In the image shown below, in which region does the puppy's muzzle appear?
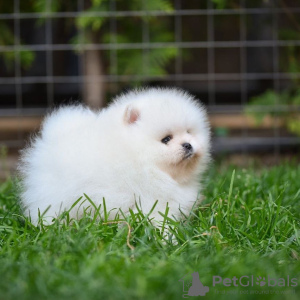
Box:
[182,143,193,159]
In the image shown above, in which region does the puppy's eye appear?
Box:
[161,135,172,144]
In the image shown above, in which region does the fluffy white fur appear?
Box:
[19,88,211,225]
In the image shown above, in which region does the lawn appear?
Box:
[0,163,299,300]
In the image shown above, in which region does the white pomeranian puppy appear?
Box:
[19,88,211,225]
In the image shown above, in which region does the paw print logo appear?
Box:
[256,276,266,286]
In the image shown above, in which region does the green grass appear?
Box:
[0,163,300,300]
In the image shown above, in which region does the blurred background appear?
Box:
[0,0,300,180]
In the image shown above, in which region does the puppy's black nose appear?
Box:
[182,143,193,152]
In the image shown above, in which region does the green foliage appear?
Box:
[212,0,228,9]
[75,1,109,31]
[246,90,286,124]
[33,0,61,13]
[0,164,300,299]
[0,22,35,71]
[111,47,178,77]
[214,0,300,137]
[132,0,174,12]
[102,23,177,77]
[245,5,300,136]
[211,0,244,9]
[246,88,300,136]
[0,0,177,81]
[287,118,300,136]
[72,0,177,80]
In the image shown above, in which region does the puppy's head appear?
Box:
[122,88,211,183]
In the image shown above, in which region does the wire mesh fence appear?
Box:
[1,0,300,159]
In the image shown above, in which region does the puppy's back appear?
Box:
[18,105,101,223]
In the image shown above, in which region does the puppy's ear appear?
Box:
[124,105,140,125]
